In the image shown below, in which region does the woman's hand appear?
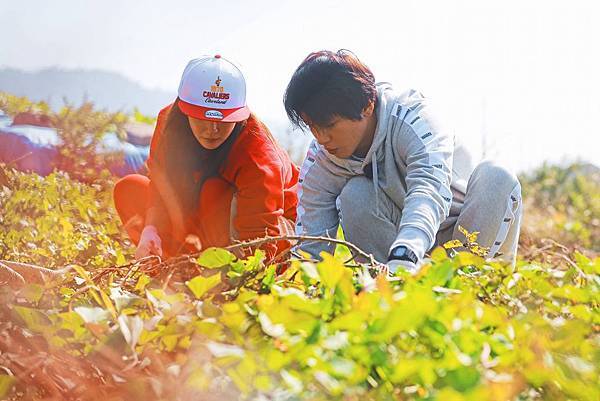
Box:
[135,225,163,259]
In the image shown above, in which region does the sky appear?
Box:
[1,0,599,172]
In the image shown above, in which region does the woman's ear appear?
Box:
[362,101,375,118]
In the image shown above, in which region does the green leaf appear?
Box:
[186,273,222,299]
[0,375,16,399]
[134,273,151,292]
[445,366,480,392]
[550,285,590,303]
[574,252,600,275]
[253,374,272,391]
[13,306,51,330]
[161,334,179,351]
[455,251,485,267]
[196,248,236,268]
[18,283,44,303]
[261,265,276,289]
[425,260,455,287]
[432,245,450,261]
[243,249,266,271]
[317,253,345,289]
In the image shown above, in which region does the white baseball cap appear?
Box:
[177,55,250,122]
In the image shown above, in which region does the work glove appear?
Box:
[135,225,163,259]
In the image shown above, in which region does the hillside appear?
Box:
[0,67,174,115]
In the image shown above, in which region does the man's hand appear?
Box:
[387,245,421,275]
[135,225,163,259]
[387,258,420,275]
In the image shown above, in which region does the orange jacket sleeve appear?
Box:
[229,133,293,259]
[146,104,172,207]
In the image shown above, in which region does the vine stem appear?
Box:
[1,235,382,288]
[122,234,381,277]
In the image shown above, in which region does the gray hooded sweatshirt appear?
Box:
[296,83,476,261]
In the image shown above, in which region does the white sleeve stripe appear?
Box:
[487,184,522,258]
[295,144,318,234]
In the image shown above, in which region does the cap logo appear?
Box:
[203,75,230,105]
[204,110,224,120]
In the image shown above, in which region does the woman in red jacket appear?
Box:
[113,55,299,260]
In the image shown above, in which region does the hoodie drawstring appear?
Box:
[371,152,380,217]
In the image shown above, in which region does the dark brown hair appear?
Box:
[157,99,244,214]
[283,49,377,129]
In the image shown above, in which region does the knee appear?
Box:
[474,161,521,198]
[472,161,522,219]
[199,177,234,205]
[337,176,374,223]
[113,174,150,209]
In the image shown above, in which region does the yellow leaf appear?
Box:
[317,253,346,289]
[470,245,490,257]
[134,273,151,292]
[162,334,179,351]
[99,289,117,319]
[458,225,480,243]
[431,246,449,261]
[443,239,464,250]
[187,273,221,299]
[468,232,480,243]
[0,375,16,399]
[376,275,393,304]
[71,264,93,285]
[455,252,485,267]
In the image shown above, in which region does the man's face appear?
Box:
[303,102,376,159]
[188,116,236,150]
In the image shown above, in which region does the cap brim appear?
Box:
[178,100,250,122]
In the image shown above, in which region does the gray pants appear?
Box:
[337,161,523,265]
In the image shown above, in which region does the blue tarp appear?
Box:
[0,122,150,177]
[0,125,59,176]
[0,112,12,129]
[97,132,150,176]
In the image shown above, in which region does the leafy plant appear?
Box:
[520,162,600,251]
[1,91,132,184]
[133,107,157,125]
[0,166,131,268]
[0,93,598,400]
[51,101,128,183]
[0,92,51,116]
[0,168,598,401]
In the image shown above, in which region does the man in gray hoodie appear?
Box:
[284,50,522,273]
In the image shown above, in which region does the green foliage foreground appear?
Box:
[0,168,599,401]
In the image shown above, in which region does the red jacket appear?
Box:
[146,104,299,258]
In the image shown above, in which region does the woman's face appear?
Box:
[188,116,236,149]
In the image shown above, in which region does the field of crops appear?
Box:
[0,96,598,401]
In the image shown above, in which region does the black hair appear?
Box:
[283,49,377,129]
[158,99,244,214]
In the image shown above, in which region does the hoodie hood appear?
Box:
[363,82,394,166]
[318,83,432,214]
[320,83,427,171]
